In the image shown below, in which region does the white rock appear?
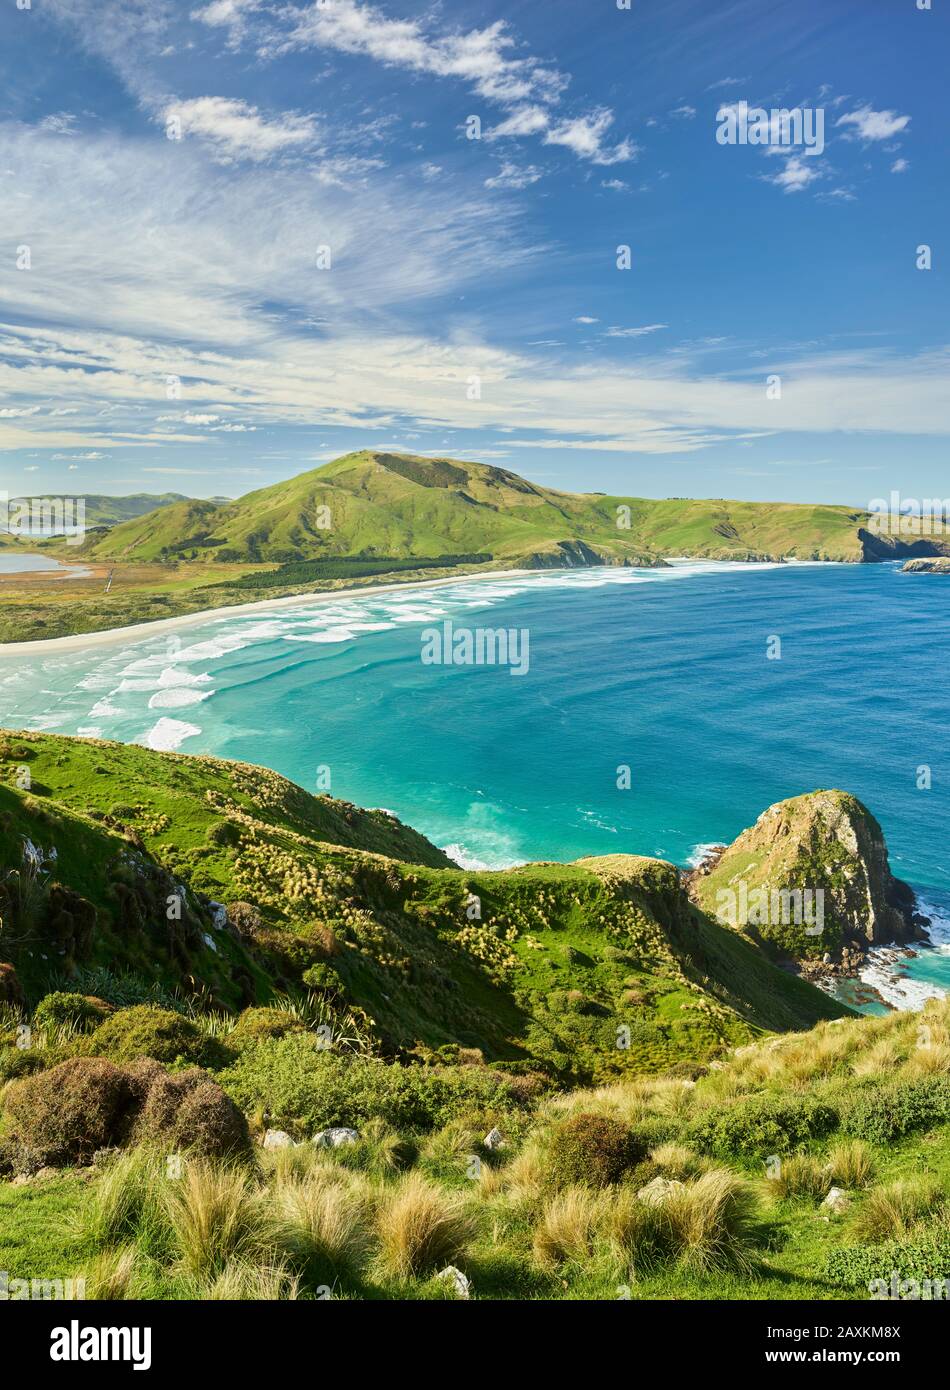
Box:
[201,933,218,953]
[209,901,228,930]
[313,1127,359,1149]
[637,1176,685,1206]
[821,1186,851,1215]
[483,1127,504,1150]
[263,1129,296,1150]
[435,1266,471,1299]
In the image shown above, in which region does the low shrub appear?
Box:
[851,1179,944,1242]
[826,1237,950,1290]
[217,1035,517,1133]
[2,1056,138,1166]
[230,1008,304,1043]
[134,1067,252,1162]
[841,1077,950,1145]
[34,991,113,1034]
[688,1092,839,1157]
[87,1005,220,1068]
[544,1113,643,1189]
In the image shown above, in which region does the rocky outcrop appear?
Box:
[689,790,922,962]
[902,557,950,574]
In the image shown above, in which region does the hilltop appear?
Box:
[84,450,875,568]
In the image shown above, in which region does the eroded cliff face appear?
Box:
[859,527,950,562]
[689,790,922,962]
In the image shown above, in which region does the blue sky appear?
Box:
[0,0,946,505]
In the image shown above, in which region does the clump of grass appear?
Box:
[338,1117,414,1176]
[663,1169,758,1274]
[272,1174,374,1286]
[851,1178,944,1242]
[82,1247,150,1300]
[376,1173,474,1280]
[83,1147,169,1250]
[164,1161,268,1280]
[532,1188,603,1270]
[597,1189,669,1272]
[766,1153,829,1201]
[203,1259,300,1301]
[649,1143,701,1181]
[824,1139,876,1190]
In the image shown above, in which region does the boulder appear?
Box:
[821,1186,851,1216]
[313,1127,359,1149]
[263,1129,297,1150]
[483,1127,504,1151]
[435,1266,471,1299]
[637,1176,685,1206]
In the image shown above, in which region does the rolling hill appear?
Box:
[0,731,847,1078]
[83,450,877,567]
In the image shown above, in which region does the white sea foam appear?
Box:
[441,841,523,871]
[857,948,947,1010]
[89,698,124,717]
[139,717,202,751]
[686,842,722,869]
[148,687,213,710]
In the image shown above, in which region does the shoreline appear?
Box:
[0,566,546,656]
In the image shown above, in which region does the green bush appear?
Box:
[0,1054,249,1171]
[826,1237,950,1290]
[86,1005,217,1068]
[133,1067,252,1161]
[1,1056,139,1166]
[841,1078,950,1145]
[34,991,113,1034]
[217,1034,518,1134]
[0,1046,47,1084]
[688,1092,839,1157]
[230,1007,304,1043]
[544,1113,643,1189]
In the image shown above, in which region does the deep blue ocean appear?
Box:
[1,559,946,1008]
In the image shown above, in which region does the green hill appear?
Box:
[0,731,847,1080]
[85,450,872,567]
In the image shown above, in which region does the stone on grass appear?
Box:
[483,1127,504,1150]
[821,1186,851,1216]
[637,1176,685,1206]
[313,1127,359,1149]
[263,1129,296,1150]
[435,1266,471,1299]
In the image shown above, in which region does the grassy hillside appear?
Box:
[85,450,870,568]
[0,731,846,1072]
[4,732,949,1304]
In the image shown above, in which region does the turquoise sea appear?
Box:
[1,559,947,1010]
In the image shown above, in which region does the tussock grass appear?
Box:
[824,1139,876,1190]
[532,1188,603,1270]
[376,1173,474,1279]
[663,1170,758,1274]
[164,1162,268,1280]
[203,1259,300,1300]
[272,1173,374,1284]
[765,1153,828,1201]
[851,1178,944,1242]
[82,1246,150,1300]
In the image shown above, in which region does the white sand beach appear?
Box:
[0,568,542,656]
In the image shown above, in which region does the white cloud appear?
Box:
[0,406,41,417]
[162,96,319,162]
[670,105,697,120]
[543,110,637,165]
[283,1,566,107]
[158,413,221,425]
[836,106,910,142]
[574,317,598,325]
[605,325,668,339]
[484,161,542,190]
[891,157,909,174]
[763,155,821,193]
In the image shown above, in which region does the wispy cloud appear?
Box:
[836,106,910,142]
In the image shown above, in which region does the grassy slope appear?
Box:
[0,732,846,1069]
[86,450,869,567]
